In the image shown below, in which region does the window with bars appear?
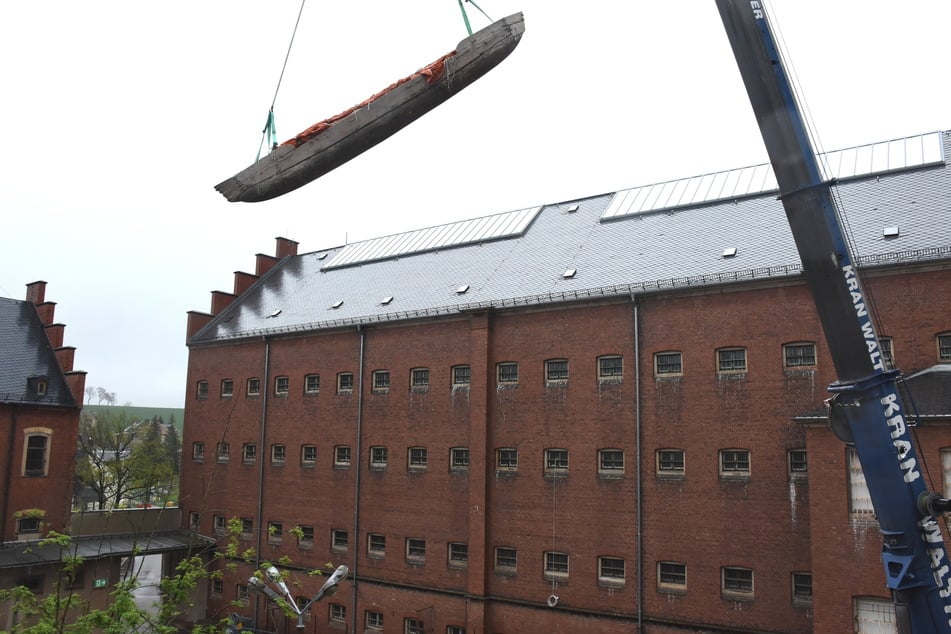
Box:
[879,337,894,369]
[497,362,518,384]
[329,604,346,623]
[495,547,517,571]
[496,448,518,471]
[298,525,314,548]
[271,444,286,465]
[450,447,470,472]
[213,515,226,535]
[334,445,351,468]
[717,348,747,373]
[240,518,254,539]
[657,449,685,476]
[370,446,388,469]
[408,447,428,472]
[849,448,874,516]
[657,561,687,592]
[372,370,390,392]
[939,333,951,362]
[598,449,625,477]
[783,343,816,368]
[654,351,683,377]
[196,380,209,399]
[719,449,750,478]
[221,379,233,397]
[216,442,230,463]
[368,534,385,557]
[247,377,261,396]
[337,372,354,393]
[406,538,426,562]
[544,448,569,476]
[452,365,471,386]
[598,557,625,584]
[448,542,468,568]
[404,618,424,634]
[301,445,316,466]
[242,443,256,464]
[366,611,383,631]
[332,529,348,552]
[788,449,807,477]
[411,368,430,389]
[545,359,569,383]
[544,551,569,578]
[192,441,205,462]
[854,597,897,633]
[268,521,282,544]
[598,355,623,380]
[274,376,289,396]
[305,373,320,394]
[792,572,812,606]
[722,567,753,599]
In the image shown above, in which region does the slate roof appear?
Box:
[191,131,951,345]
[0,297,76,406]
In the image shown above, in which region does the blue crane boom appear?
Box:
[714,1,951,631]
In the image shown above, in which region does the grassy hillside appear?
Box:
[82,405,184,433]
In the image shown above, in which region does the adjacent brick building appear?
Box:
[181,131,951,633]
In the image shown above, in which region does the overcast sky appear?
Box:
[1,1,948,408]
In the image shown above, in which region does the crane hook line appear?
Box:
[257,0,307,158]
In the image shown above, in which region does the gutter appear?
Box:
[253,337,271,627]
[632,293,643,633]
[350,326,366,634]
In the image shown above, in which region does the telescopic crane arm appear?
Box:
[714,2,951,631]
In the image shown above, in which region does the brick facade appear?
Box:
[180,252,951,632]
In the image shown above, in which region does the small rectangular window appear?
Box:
[879,337,894,369]
[497,362,518,384]
[271,444,286,465]
[247,377,261,397]
[221,379,234,398]
[720,449,750,478]
[598,356,623,380]
[213,515,226,535]
[495,546,517,570]
[598,449,625,477]
[544,448,569,477]
[450,447,470,472]
[274,376,289,395]
[545,359,569,382]
[16,517,41,535]
[849,448,874,515]
[24,435,48,476]
[452,365,471,386]
[242,443,257,464]
[366,611,384,630]
[938,333,951,362]
[405,618,424,634]
[784,343,816,368]
[192,441,205,462]
[654,351,683,377]
[368,533,386,557]
[334,445,351,468]
[337,373,354,393]
[657,449,685,476]
[406,538,426,561]
[497,448,518,471]
[211,578,224,596]
[544,551,569,578]
[332,529,348,552]
[722,567,754,598]
[598,557,625,585]
[792,572,812,606]
[447,627,466,634]
[370,446,388,469]
[788,449,808,476]
[303,373,320,394]
[658,561,687,592]
[301,445,317,466]
[240,518,254,539]
[330,604,346,623]
[298,525,314,548]
[189,512,200,531]
[411,368,430,389]
[196,380,209,399]
[268,521,283,544]
[216,442,230,463]
[408,447,428,471]
[448,542,468,568]
[372,370,390,392]
[717,348,747,373]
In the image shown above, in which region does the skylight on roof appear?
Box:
[602,132,944,221]
[323,206,542,269]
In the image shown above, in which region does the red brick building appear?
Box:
[181,131,951,633]
[0,281,86,542]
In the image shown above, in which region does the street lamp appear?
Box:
[248,564,349,630]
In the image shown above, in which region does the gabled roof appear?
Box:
[0,297,76,406]
[191,131,951,345]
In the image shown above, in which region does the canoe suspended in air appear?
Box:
[215,12,525,203]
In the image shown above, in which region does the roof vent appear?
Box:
[883,226,900,238]
[316,252,329,260]
[563,268,577,279]
[331,300,344,309]
[722,247,738,258]
[268,309,282,318]
[456,284,470,294]
[565,204,579,213]
[381,296,394,305]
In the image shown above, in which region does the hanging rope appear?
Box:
[257,0,308,160]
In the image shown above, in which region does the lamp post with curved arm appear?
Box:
[248,564,349,630]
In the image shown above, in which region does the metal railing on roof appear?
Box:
[602,131,945,221]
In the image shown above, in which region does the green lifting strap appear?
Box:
[457,0,492,35]
[257,109,277,161]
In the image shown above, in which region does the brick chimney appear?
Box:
[25,281,87,405]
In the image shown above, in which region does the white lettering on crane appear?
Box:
[919,517,951,618]
[843,265,885,371]
[880,394,920,484]
[749,1,764,19]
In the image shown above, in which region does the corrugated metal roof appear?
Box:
[0,531,212,568]
[190,131,951,345]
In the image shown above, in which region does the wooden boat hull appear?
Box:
[216,12,525,203]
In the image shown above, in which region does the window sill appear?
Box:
[271,461,286,468]
[304,391,320,397]
[336,389,353,396]
[495,470,518,478]
[494,567,516,578]
[274,393,289,399]
[334,464,351,470]
[448,561,468,571]
[371,389,390,395]
[496,382,518,389]
[656,472,685,481]
[597,472,625,480]
[408,467,428,474]
[543,573,569,584]
[242,460,256,466]
[367,551,385,560]
[192,457,205,463]
[544,471,569,480]
[657,585,687,596]
[598,578,626,589]
[716,372,747,380]
[370,465,387,472]
[405,557,426,567]
[449,467,469,475]
[545,380,568,387]
[721,591,754,602]
[410,386,430,393]
[332,545,348,555]
[598,377,623,385]
[297,542,314,550]
[301,462,316,470]
[719,474,751,482]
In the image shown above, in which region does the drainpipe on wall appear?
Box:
[632,293,643,633]
[253,337,271,629]
[1,408,17,543]
[350,325,366,634]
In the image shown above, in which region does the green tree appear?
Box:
[76,410,138,510]
[129,420,175,507]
